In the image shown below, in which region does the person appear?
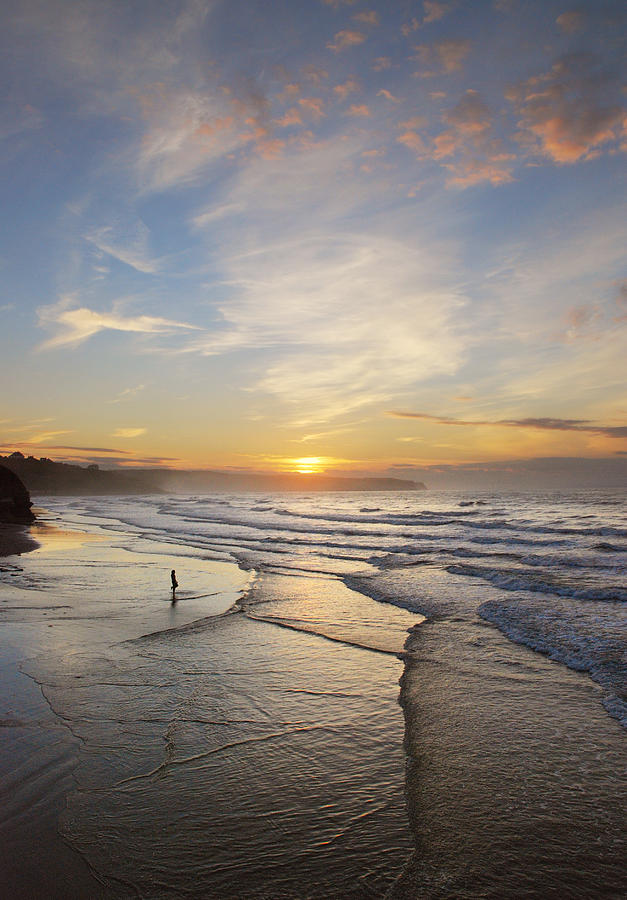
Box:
[171,569,178,600]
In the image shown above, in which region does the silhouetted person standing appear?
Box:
[171,569,178,601]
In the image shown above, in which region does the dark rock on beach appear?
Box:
[0,464,35,524]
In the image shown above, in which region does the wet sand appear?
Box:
[0,522,40,558]
[0,520,105,899]
[0,509,416,898]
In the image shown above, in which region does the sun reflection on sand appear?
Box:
[29,521,104,553]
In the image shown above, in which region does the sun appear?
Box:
[292,457,324,474]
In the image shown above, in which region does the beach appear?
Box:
[1,492,625,898]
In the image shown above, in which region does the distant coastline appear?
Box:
[0,453,426,495]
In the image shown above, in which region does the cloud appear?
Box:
[372,57,391,71]
[112,427,147,438]
[301,65,329,84]
[400,90,515,186]
[414,39,471,75]
[275,108,303,127]
[298,97,326,118]
[85,221,159,274]
[508,54,625,163]
[346,104,371,117]
[397,131,427,153]
[402,18,421,37]
[108,384,146,403]
[327,30,366,52]
[556,11,585,34]
[185,132,468,424]
[333,78,360,100]
[563,304,601,340]
[189,229,466,423]
[387,410,627,437]
[192,203,243,229]
[28,430,73,443]
[353,11,379,26]
[38,297,200,349]
[132,85,249,192]
[377,89,400,103]
[40,445,132,453]
[423,1,451,24]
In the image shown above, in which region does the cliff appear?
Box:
[1,453,160,495]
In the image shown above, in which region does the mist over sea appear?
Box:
[1,489,625,898]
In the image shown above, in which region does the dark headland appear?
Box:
[1,453,425,495]
[0,462,38,556]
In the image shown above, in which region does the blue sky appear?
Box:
[1,0,626,482]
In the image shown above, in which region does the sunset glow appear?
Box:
[292,458,325,475]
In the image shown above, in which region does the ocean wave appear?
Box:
[479,597,627,728]
[447,563,627,602]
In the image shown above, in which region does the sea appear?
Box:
[1,489,625,898]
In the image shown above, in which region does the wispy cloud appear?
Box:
[28,430,73,444]
[85,222,159,274]
[108,384,146,403]
[388,410,627,438]
[112,427,147,438]
[38,297,200,349]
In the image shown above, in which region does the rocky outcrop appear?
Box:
[0,464,35,523]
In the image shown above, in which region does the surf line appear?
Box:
[243,610,402,657]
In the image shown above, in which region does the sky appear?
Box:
[1,0,626,486]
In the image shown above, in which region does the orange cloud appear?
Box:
[275,108,303,127]
[556,11,585,34]
[256,138,286,159]
[372,57,391,72]
[302,65,329,84]
[401,90,515,187]
[401,18,421,37]
[353,11,379,25]
[298,97,325,118]
[436,39,472,72]
[399,116,428,130]
[423,1,451,23]
[414,39,471,75]
[377,89,400,102]
[278,83,302,101]
[509,56,625,164]
[347,104,371,117]
[333,78,360,100]
[397,131,427,153]
[327,29,366,51]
